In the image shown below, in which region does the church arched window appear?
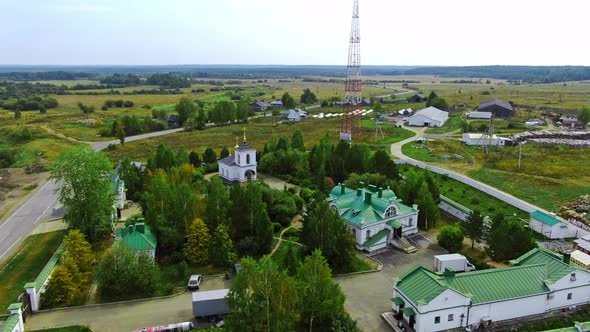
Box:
[238,154,241,164]
[247,154,251,164]
[366,229,371,239]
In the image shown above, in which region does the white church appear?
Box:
[218,130,257,183]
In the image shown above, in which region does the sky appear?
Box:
[1,0,589,66]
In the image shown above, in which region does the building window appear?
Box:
[238,154,241,164]
[247,154,251,164]
[434,316,440,324]
[408,218,413,226]
[448,314,454,322]
[366,230,371,239]
[385,207,396,218]
[567,293,573,300]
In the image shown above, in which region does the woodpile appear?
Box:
[561,195,590,225]
[511,130,590,146]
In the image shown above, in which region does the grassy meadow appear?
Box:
[402,139,590,211]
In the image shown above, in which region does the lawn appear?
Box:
[400,138,590,212]
[426,112,465,134]
[0,231,65,314]
[399,165,528,221]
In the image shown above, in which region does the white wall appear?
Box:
[439,201,470,222]
[530,219,578,239]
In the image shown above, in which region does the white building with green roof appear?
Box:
[530,210,580,239]
[392,248,590,332]
[115,222,157,259]
[328,182,418,252]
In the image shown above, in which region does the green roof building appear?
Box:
[115,222,157,259]
[327,182,418,252]
[392,248,590,332]
[530,210,578,239]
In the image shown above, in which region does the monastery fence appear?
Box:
[0,304,24,332]
[23,243,65,313]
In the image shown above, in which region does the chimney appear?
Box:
[358,181,365,189]
[368,184,377,192]
[378,187,383,198]
[563,252,571,265]
[365,192,372,205]
[136,223,145,234]
[340,183,346,195]
[443,268,455,278]
[357,188,362,197]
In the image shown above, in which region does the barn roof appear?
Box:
[478,98,513,111]
[411,106,448,122]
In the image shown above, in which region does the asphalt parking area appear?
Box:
[336,234,446,331]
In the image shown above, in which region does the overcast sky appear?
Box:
[1,0,589,66]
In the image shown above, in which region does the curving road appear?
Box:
[0,128,185,264]
[390,126,588,235]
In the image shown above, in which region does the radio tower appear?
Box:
[340,0,362,142]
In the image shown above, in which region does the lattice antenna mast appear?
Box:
[340,0,362,141]
[345,0,362,105]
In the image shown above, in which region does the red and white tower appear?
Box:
[340,0,362,141]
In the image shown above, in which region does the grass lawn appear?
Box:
[0,230,65,314]
[400,138,590,212]
[30,326,92,332]
[512,305,590,331]
[426,112,465,134]
[399,165,528,221]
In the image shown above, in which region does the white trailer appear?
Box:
[433,254,476,273]
[192,289,230,319]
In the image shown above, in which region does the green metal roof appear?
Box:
[363,228,390,247]
[397,248,576,307]
[329,183,415,227]
[402,307,416,316]
[396,265,448,305]
[530,210,561,226]
[387,220,402,228]
[440,195,471,214]
[510,248,574,283]
[6,303,22,311]
[392,297,404,305]
[29,243,65,292]
[115,223,157,251]
[0,314,18,332]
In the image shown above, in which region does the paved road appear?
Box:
[26,275,230,331]
[0,128,186,264]
[390,127,588,234]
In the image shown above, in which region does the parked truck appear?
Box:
[192,289,230,319]
[433,254,476,273]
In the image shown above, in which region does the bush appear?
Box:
[471,197,480,205]
[437,224,464,253]
[107,144,117,151]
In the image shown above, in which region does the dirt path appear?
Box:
[270,215,303,256]
[40,125,84,144]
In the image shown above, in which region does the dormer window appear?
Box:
[385,207,396,218]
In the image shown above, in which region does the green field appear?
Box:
[426,112,465,134]
[401,139,590,211]
[0,231,65,314]
[30,326,92,332]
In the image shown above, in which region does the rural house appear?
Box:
[218,131,257,183]
[251,100,272,112]
[574,235,590,255]
[327,182,419,253]
[529,210,579,239]
[392,248,590,332]
[559,115,584,129]
[477,98,514,118]
[115,222,157,259]
[270,100,283,109]
[467,111,492,120]
[167,114,180,128]
[462,133,511,146]
[408,107,449,127]
[280,108,307,122]
[407,94,427,103]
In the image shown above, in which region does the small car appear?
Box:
[187,274,202,290]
